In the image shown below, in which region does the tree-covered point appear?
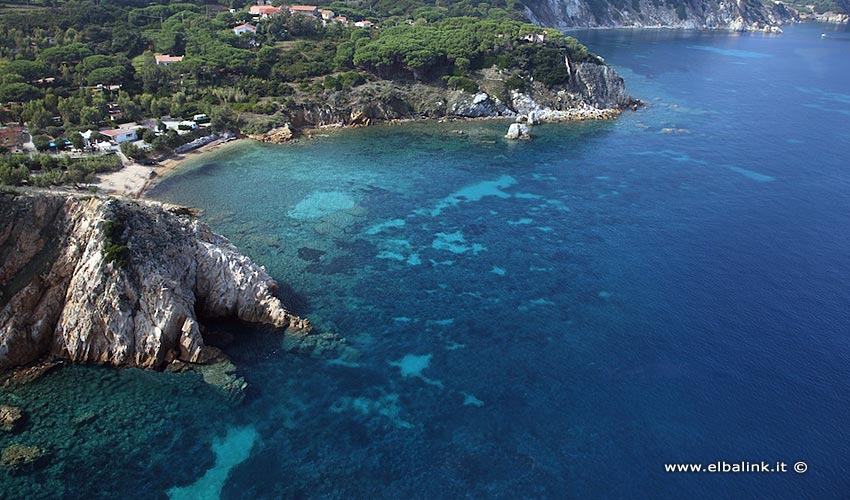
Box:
[326,0,527,23]
[350,18,599,83]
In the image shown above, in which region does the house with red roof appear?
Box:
[250,5,281,17]
[289,5,319,16]
[155,55,184,66]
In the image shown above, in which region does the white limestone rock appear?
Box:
[0,192,312,370]
[505,123,531,140]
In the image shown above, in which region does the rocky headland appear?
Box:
[0,190,314,374]
[250,61,636,143]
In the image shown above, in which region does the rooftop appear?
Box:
[250,5,280,14]
[154,55,184,63]
[100,129,134,137]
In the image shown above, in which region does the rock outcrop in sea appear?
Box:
[505,122,532,140]
[0,191,312,371]
[521,0,798,30]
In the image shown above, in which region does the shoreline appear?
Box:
[137,136,245,197]
[102,106,629,199]
[93,136,246,199]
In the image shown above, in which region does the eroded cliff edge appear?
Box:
[0,191,311,371]
[250,61,636,140]
[522,0,798,31]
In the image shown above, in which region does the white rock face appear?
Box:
[509,86,622,124]
[447,91,515,118]
[522,0,796,30]
[505,123,531,140]
[0,192,311,370]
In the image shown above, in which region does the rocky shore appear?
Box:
[522,0,798,31]
[806,11,850,24]
[249,61,637,143]
[0,191,312,372]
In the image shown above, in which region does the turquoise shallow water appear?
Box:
[3,23,850,499]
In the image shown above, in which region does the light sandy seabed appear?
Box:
[93,138,246,198]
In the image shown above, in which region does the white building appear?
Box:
[233,23,256,36]
[100,128,138,144]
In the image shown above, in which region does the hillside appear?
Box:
[0,2,641,188]
[521,0,799,30]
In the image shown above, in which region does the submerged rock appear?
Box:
[505,123,531,140]
[0,191,312,371]
[167,354,248,403]
[0,360,62,387]
[1,444,46,472]
[0,405,24,432]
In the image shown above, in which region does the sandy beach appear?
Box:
[93,137,245,198]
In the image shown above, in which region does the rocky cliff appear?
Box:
[0,191,311,371]
[249,62,635,140]
[522,0,799,30]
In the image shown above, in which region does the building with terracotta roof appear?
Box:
[289,5,319,16]
[155,55,184,66]
[249,5,281,17]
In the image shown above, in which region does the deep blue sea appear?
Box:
[3,23,850,499]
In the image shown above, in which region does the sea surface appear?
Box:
[3,23,850,499]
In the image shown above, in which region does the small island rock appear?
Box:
[505,123,531,140]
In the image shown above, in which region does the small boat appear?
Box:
[821,33,827,38]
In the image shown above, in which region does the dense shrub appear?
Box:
[102,216,129,268]
[446,75,479,93]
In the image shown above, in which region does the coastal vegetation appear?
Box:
[102,214,129,268]
[785,0,846,14]
[0,153,121,186]
[0,0,612,186]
